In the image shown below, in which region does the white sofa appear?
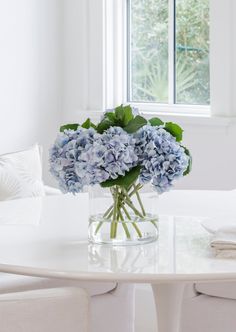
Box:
[0,287,89,332]
[182,282,236,332]
[0,272,135,332]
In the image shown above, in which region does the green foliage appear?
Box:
[182,146,192,176]
[96,105,131,133]
[100,166,141,189]
[124,115,147,133]
[60,123,78,132]
[149,117,164,127]
[123,106,134,125]
[105,112,116,122]
[134,60,169,103]
[97,118,114,134]
[60,119,96,132]
[81,118,96,129]
[114,105,134,126]
[97,104,147,134]
[176,0,209,104]
[115,105,125,122]
[164,122,183,142]
[129,0,210,105]
[130,0,168,103]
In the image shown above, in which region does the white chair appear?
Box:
[0,273,135,332]
[0,287,89,332]
[181,282,236,332]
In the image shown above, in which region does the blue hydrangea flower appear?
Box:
[50,126,138,193]
[135,125,189,194]
[75,126,138,184]
[49,127,97,193]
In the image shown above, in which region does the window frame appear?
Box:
[104,0,210,116]
[102,0,236,119]
[127,0,211,112]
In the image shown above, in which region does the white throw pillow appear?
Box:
[0,145,45,201]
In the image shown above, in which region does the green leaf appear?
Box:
[115,105,125,121]
[149,117,164,127]
[99,105,134,130]
[100,165,141,189]
[124,115,147,133]
[182,146,192,176]
[123,105,134,125]
[114,104,134,127]
[164,122,183,142]
[104,112,116,122]
[90,123,97,129]
[60,123,78,132]
[96,118,113,134]
[81,118,96,129]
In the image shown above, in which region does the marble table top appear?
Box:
[0,190,236,283]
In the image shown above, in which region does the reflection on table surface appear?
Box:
[0,192,235,281]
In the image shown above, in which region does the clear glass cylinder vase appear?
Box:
[88,184,158,246]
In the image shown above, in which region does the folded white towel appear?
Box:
[201,217,236,234]
[202,220,236,258]
[213,249,236,259]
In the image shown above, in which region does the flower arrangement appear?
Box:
[50,105,191,244]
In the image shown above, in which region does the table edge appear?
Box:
[1,263,236,283]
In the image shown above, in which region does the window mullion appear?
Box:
[168,0,175,105]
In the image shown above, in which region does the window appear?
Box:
[127,0,210,107]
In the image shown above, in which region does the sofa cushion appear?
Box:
[182,294,236,332]
[0,144,45,201]
[44,185,61,196]
[195,282,236,300]
[0,273,116,297]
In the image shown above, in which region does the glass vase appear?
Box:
[88,184,158,246]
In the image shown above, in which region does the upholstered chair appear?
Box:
[0,287,89,332]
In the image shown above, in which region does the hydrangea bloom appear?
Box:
[76,126,138,183]
[50,126,138,193]
[135,125,189,194]
[49,127,97,193]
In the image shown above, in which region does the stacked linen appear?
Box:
[202,218,236,258]
[210,227,236,258]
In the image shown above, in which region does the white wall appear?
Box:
[62,0,104,124]
[0,0,62,183]
[172,120,236,190]
[62,0,88,118]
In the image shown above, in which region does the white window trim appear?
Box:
[209,0,236,118]
[104,0,127,109]
[83,0,236,124]
[102,0,236,119]
[168,0,175,105]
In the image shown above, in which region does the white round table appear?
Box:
[0,190,236,332]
